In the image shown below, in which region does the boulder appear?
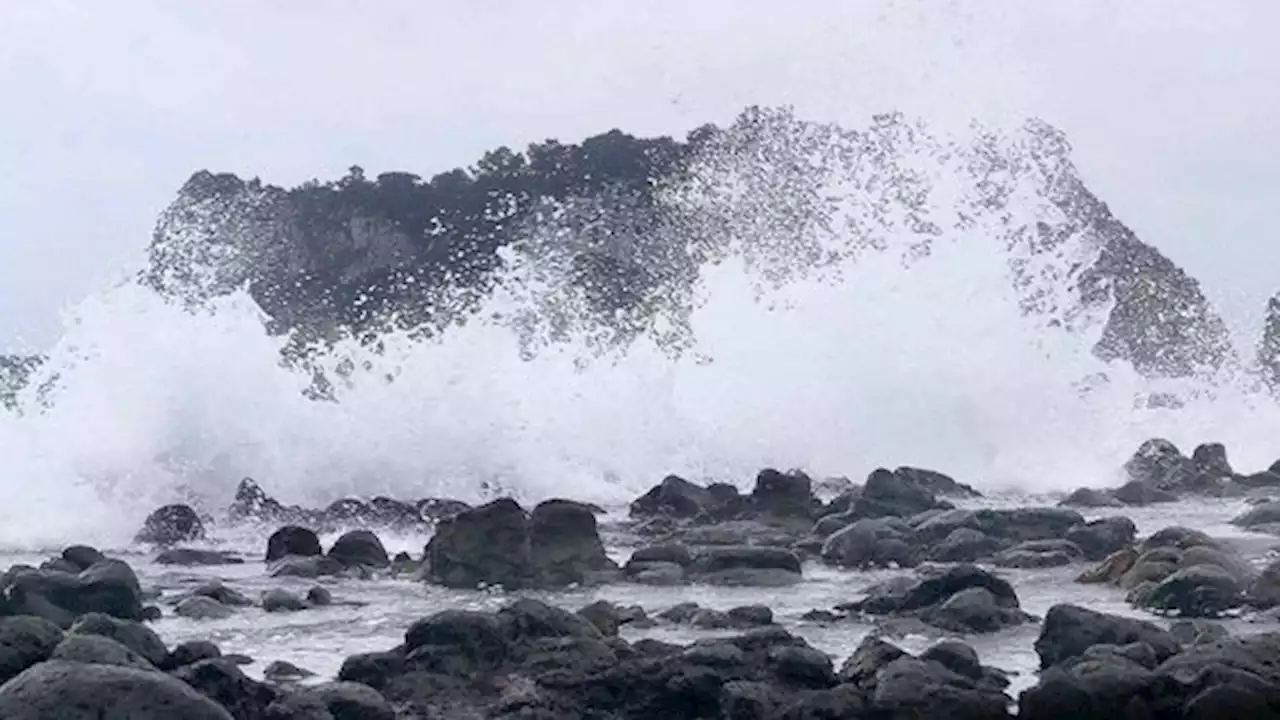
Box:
[166,640,222,670]
[1064,516,1137,561]
[133,504,205,545]
[228,477,296,524]
[173,658,280,719]
[265,526,322,562]
[688,546,802,586]
[992,539,1084,568]
[1059,487,1123,508]
[630,475,715,519]
[51,634,156,670]
[841,564,1031,634]
[849,468,947,519]
[4,559,145,627]
[0,615,63,683]
[529,499,618,586]
[1034,604,1179,669]
[423,497,532,589]
[175,596,235,620]
[820,517,918,568]
[300,681,394,720]
[68,613,168,667]
[0,661,235,719]
[328,530,390,568]
[262,589,309,613]
[155,548,244,566]
[894,466,982,497]
[750,468,819,518]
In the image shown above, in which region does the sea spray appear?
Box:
[1,109,1277,551]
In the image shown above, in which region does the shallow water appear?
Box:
[6,494,1278,699]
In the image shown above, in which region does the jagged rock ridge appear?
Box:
[142,106,1233,380]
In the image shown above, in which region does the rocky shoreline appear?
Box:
[3,438,1280,717]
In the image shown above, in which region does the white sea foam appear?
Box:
[2,111,1278,551]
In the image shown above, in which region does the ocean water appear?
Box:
[3,108,1280,697]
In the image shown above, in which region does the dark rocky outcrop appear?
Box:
[336,596,1015,718]
[146,109,1232,385]
[155,548,244,566]
[1021,605,1280,718]
[134,504,206,546]
[424,497,617,589]
[1076,526,1255,617]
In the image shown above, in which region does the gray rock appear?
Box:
[266,525,322,562]
[175,596,235,620]
[51,634,156,670]
[821,516,918,568]
[1065,516,1137,560]
[0,615,63,683]
[0,660,234,719]
[69,613,168,667]
[1034,604,1179,669]
[134,504,205,546]
[327,530,389,568]
[262,588,309,613]
[155,548,244,566]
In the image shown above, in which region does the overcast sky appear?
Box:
[1,0,1276,352]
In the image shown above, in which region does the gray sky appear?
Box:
[2,0,1277,352]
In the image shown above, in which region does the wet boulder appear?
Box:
[69,613,168,667]
[424,497,616,590]
[423,497,531,589]
[0,660,236,719]
[1230,500,1280,531]
[687,546,802,586]
[155,548,244,566]
[1058,487,1123,508]
[175,596,235,620]
[894,466,982,497]
[927,527,1005,563]
[848,467,950,520]
[173,658,281,719]
[228,477,295,524]
[328,529,390,569]
[298,681,394,720]
[262,588,309,613]
[1143,564,1246,617]
[1123,438,1198,491]
[529,499,618,586]
[4,559,145,627]
[993,539,1084,568]
[750,468,821,518]
[841,564,1032,634]
[630,475,716,519]
[820,516,919,568]
[1034,604,1179,669]
[1112,480,1179,506]
[1064,516,1136,561]
[268,554,346,579]
[1191,442,1233,478]
[51,633,157,670]
[0,615,63,683]
[265,526,322,562]
[165,640,223,670]
[134,504,205,546]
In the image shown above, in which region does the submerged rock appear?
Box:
[839,564,1032,634]
[155,548,244,566]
